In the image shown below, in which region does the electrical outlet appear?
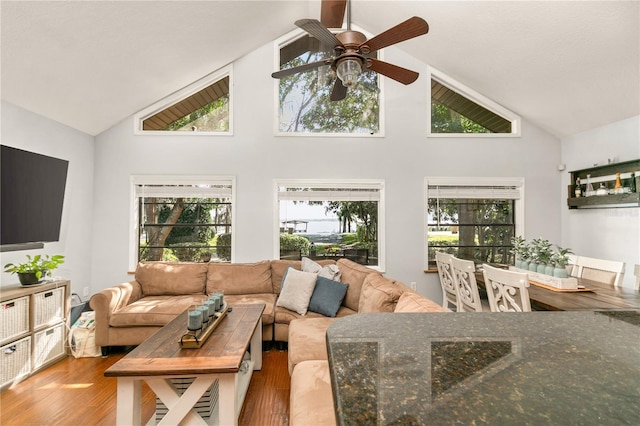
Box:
[410,281,417,290]
[83,286,90,298]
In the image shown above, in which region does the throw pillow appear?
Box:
[301,257,341,281]
[308,276,349,317]
[358,274,404,313]
[276,267,318,315]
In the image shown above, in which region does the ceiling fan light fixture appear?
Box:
[336,58,361,89]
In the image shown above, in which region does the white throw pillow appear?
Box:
[301,257,341,281]
[276,267,318,315]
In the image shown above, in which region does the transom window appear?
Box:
[275,179,385,270]
[425,177,524,269]
[428,67,520,137]
[275,31,382,135]
[129,176,235,269]
[134,67,232,135]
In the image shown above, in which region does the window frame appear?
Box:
[273,26,386,138]
[427,66,521,138]
[133,65,233,136]
[129,175,236,270]
[274,178,386,271]
[424,176,525,269]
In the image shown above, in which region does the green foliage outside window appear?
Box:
[165,96,229,131]
[431,102,489,133]
[278,47,380,133]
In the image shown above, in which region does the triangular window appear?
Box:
[428,67,520,136]
[135,67,231,134]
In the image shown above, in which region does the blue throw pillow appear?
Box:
[308,276,349,317]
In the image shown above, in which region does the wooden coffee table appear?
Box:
[105,303,264,426]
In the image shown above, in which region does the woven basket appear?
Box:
[1,336,31,387]
[0,297,29,343]
[33,323,66,370]
[34,287,65,328]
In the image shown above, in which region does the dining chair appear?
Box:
[634,264,639,291]
[567,254,579,277]
[482,264,532,312]
[435,251,458,310]
[450,257,489,312]
[572,256,625,286]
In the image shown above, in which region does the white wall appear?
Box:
[0,101,95,297]
[561,115,640,288]
[91,40,562,302]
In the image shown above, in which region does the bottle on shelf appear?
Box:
[574,177,582,198]
[596,182,608,196]
[631,172,637,193]
[585,174,595,197]
[614,172,623,194]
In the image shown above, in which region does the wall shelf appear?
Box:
[567,159,639,209]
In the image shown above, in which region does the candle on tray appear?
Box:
[188,307,203,331]
[198,305,209,325]
[204,300,216,317]
[210,295,221,311]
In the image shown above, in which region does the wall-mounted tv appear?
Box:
[1,145,69,251]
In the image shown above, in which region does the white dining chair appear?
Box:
[634,264,640,291]
[450,257,489,312]
[435,251,458,310]
[572,256,625,286]
[482,264,532,312]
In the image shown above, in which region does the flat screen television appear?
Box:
[1,145,69,251]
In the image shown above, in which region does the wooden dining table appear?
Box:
[475,271,640,311]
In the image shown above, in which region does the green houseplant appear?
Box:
[551,246,573,278]
[4,254,65,285]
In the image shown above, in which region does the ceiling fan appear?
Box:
[271,0,429,101]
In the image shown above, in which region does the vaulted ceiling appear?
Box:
[1,1,638,138]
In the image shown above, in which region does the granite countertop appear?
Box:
[326,311,640,425]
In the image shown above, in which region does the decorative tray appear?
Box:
[179,303,228,349]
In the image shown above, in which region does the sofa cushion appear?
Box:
[308,277,348,317]
[302,257,341,281]
[290,360,336,426]
[395,291,450,313]
[276,268,318,315]
[223,293,277,325]
[288,317,336,374]
[336,258,381,311]
[135,262,208,296]
[110,294,208,327]
[270,260,302,294]
[358,274,405,313]
[206,260,272,295]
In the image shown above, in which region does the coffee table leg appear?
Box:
[218,373,239,425]
[251,319,262,370]
[116,377,142,426]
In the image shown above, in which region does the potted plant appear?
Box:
[4,254,65,285]
[531,238,553,274]
[510,236,527,269]
[551,246,573,278]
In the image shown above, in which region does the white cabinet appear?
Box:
[0,281,69,390]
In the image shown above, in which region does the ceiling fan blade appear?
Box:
[367,58,420,85]
[360,16,429,53]
[320,0,347,28]
[330,78,348,101]
[271,59,331,79]
[295,19,344,49]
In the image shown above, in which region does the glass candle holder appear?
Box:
[198,305,209,326]
[214,291,224,308]
[187,306,203,331]
[204,300,216,318]
[209,295,221,311]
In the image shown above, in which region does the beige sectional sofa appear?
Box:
[90,257,359,354]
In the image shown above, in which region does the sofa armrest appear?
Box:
[89,281,143,346]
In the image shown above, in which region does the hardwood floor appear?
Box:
[0,347,290,425]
